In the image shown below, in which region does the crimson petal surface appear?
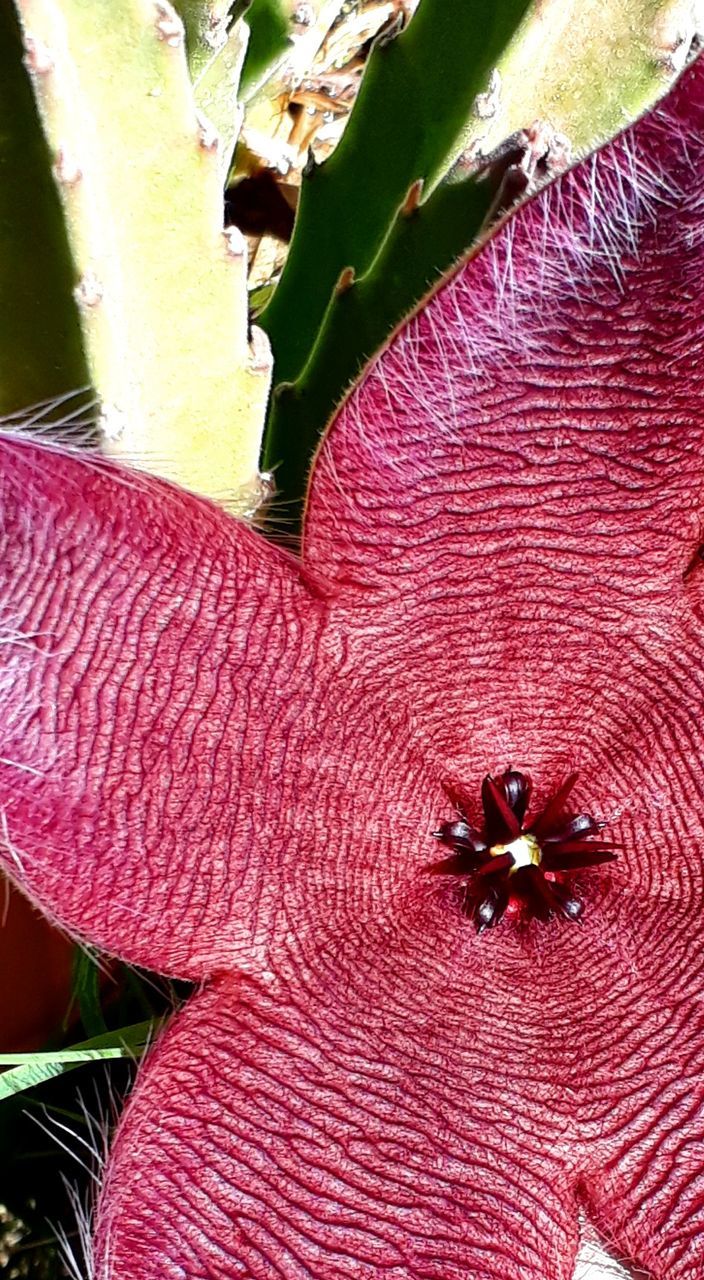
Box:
[0,51,702,1280]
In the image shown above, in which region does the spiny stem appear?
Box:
[17,0,270,509]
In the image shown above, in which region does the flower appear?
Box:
[430,769,617,928]
[1,51,703,1280]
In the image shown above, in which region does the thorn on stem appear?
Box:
[273,379,295,400]
[204,15,228,53]
[335,266,356,296]
[248,326,273,374]
[223,226,247,259]
[154,1,184,46]
[377,11,406,47]
[74,273,103,308]
[23,35,54,75]
[98,405,127,443]
[292,3,315,27]
[401,178,424,217]
[472,68,502,120]
[196,111,220,153]
[53,148,82,186]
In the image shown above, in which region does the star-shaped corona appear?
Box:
[430,770,617,930]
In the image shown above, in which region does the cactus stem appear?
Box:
[17,0,266,510]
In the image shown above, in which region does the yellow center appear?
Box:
[490,832,542,874]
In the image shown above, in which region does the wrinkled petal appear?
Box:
[573,895,704,1278]
[0,439,445,976]
[95,970,580,1279]
[93,889,704,1278]
[304,56,704,803]
[0,441,328,976]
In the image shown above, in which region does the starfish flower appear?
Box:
[1,51,703,1280]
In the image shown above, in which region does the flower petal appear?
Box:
[0,440,329,976]
[94,971,581,1279]
[101,899,704,1280]
[574,896,704,1278]
[303,54,704,793]
[540,845,617,871]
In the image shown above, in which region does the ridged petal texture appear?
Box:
[1,52,704,1280]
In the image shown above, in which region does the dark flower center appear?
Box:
[429,770,617,932]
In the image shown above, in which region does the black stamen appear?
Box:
[431,768,616,930]
[500,769,531,824]
[481,775,521,843]
[543,813,601,842]
[472,883,509,931]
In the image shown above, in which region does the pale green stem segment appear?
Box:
[174,0,250,180]
[16,0,271,509]
[195,15,249,182]
[173,0,233,77]
[454,0,703,165]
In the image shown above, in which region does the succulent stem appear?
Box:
[0,1,88,416]
[16,0,270,508]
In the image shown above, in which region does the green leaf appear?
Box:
[69,946,108,1039]
[264,169,496,531]
[240,0,290,96]
[0,1,88,416]
[259,0,532,388]
[260,0,692,530]
[0,1020,160,1102]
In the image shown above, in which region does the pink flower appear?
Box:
[1,52,703,1280]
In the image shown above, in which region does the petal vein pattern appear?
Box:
[0,448,335,975]
[1,51,704,1280]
